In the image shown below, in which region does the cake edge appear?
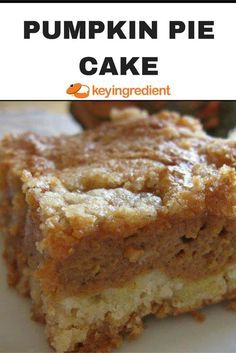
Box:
[28,264,236,353]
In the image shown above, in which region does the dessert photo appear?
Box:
[1,101,236,353]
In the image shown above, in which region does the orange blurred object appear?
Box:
[70,101,221,130]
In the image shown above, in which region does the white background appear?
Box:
[0,3,235,100]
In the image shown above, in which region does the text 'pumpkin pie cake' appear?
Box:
[1,109,236,353]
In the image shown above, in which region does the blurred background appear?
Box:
[0,102,78,137]
[0,101,235,138]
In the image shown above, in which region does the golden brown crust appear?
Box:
[2,111,236,295]
[0,111,206,173]
[2,110,236,353]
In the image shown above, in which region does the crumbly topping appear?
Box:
[110,107,148,122]
[3,110,236,256]
[22,172,161,251]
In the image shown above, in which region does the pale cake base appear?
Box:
[26,265,236,353]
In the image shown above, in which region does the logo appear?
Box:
[66,82,171,99]
[66,83,90,99]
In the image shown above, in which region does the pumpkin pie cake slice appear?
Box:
[1,109,236,353]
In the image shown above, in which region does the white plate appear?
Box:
[0,107,80,137]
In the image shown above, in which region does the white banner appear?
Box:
[0,3,235,100]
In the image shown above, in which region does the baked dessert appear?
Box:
[70,100,221,130]
[2,109,236,353]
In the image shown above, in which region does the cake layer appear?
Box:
[35,265,236,353]
[23,171,236,295]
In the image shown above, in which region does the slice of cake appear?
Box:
[1,110,236,353]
